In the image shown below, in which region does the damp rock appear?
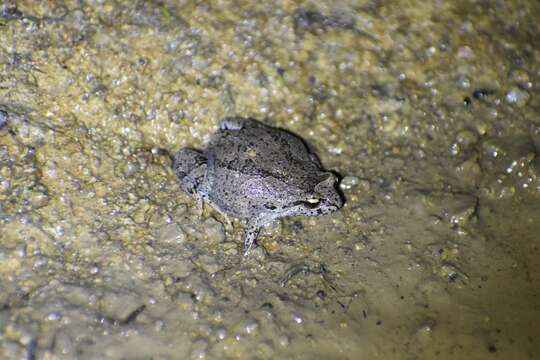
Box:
[214,327,227,340]
[98,290,145,322]
[195,254,222,275]
[455,74,471,89]
[415,319,436,345]
[455,130,478,148]
[201,217,225,243]
[180,217,225,243]
[423,193,477,226]
[175,292,197,311]
[438,263,468,282]
[243,318,259,335]
[156,223,186,244]
[177,274,216,304]
[51,330,75,357]
[190,339,208,360]
[456,158,482,186]
[60,284,94,307]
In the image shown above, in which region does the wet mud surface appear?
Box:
[1,1,539,359]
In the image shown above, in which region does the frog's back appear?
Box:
[207,120,322,188]
[205,120,327,218]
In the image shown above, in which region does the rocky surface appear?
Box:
[0,0,539,359]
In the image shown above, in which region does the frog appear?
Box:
[173,117,343,255]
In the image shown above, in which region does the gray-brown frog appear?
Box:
[173,117,343,255]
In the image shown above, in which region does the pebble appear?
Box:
[505,87,529,106]
[202,217,225,243]
[52,330,75,357]
[340,175,359,190]
[47,312,62,321]
[98,290,145,322]
[455,74,471,89]
[423,193,477,226]
[243,318,259,335]
[190,339,208,359]
[160,256,193,278]
[278,335,290,347]
[157,223,186,244]
[196,254,222,274]
[455,130,478,147]
[214,328,227,340]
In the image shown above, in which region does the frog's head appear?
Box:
[291,173,343,217]
[173,148,207,195]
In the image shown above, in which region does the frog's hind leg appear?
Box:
[207,203,234,232]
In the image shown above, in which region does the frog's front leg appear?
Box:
[243,214,274,256]
[243,224,260,256]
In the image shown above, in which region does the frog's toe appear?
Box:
[220,117,246,130]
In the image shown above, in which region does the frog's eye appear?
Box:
[291,198,321,209]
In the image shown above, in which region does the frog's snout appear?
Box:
[313,173,344,212]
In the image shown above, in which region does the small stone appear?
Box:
[455,130,478,147]
[340,176,359,190]
[196,254,222,274]
[439,263,468,282]
[47,312,62,321]
[98,290,144,322]
[424,193,477,226]
[160,256,193,278]
[202,217,225,243]
[354,241,366,251]
[456,158,481,186]
[214,328,226,340]
[175,292,196,310]
[243,319,259,335]
[52,330,74,357]
[157,223,186,244]
[278,335,290,347]
[455,74,471,89]
[222,242,238,256]
[505,87,529,106]
[190,339,208,359]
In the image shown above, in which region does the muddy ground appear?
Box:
[0,1,539,359]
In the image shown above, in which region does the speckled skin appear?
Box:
[174,117,343,255]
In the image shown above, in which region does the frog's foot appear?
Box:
[220,117,246,131]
